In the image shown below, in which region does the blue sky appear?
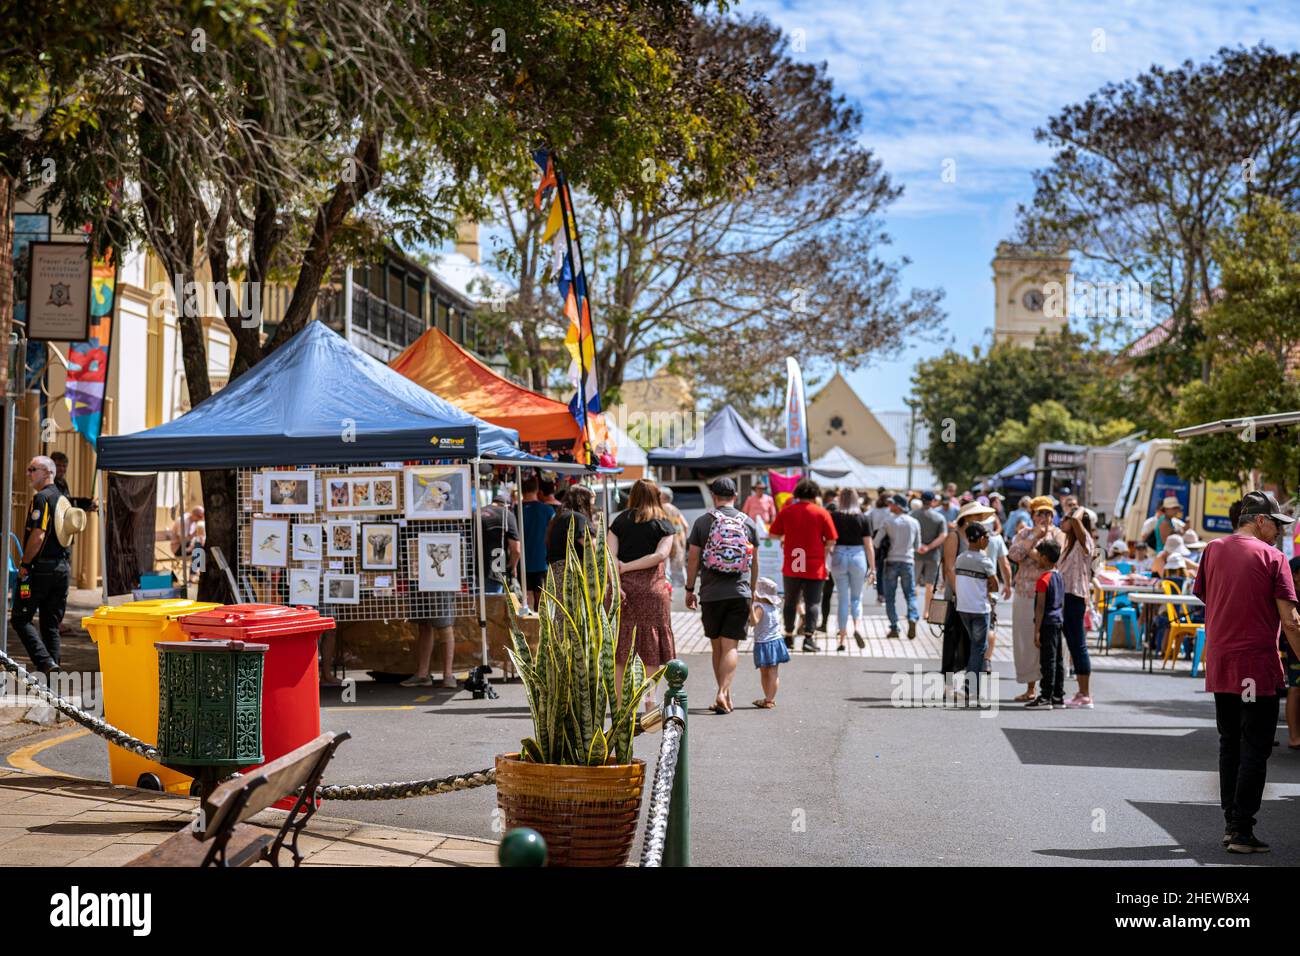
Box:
[742,0,1300,411]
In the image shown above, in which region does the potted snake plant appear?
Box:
[497,524,663,866]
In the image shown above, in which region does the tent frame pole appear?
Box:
[514,466,526,604]
[99,469,109,604]
[472,459,488,669]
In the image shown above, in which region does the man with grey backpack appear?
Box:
[685,477,760,715]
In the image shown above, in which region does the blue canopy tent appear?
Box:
[98,321,524,469]
[647,404,807,472]
[95,322,573,662]
[977,454,1034,496]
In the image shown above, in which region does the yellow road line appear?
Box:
[321,705,416,712]
[7,728,91,776]
[414,695,433,703]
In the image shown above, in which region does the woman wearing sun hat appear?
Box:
[1007,496,1067,702]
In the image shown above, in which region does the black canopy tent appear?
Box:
[647,404,807,474]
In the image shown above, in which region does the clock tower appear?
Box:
[991,241,1071,346]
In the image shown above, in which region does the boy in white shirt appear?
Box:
[954,523,998,696]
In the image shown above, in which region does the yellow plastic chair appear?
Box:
[1159,579,1200,670]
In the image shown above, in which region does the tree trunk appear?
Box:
[197,468,239,602]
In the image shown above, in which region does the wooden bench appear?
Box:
[127,731,350,868]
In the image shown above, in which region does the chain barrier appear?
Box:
[1,649,497,799]
[315,768,495,800]
[639,713,684,867]
[0,650,161,762]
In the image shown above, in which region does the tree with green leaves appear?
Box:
[1017,44,1300,402]
[18,0,769,599]
[913,330,1142,487]
[976,400,1134,479]
[480,14,942,413]
[1175,198,1300,497]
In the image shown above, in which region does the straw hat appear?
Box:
[1028,495,1056,514]
[1161,496,1182,511]
[956,501,995,523]
[54,496,87,548]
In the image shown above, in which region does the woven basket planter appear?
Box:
[495,753,646,867]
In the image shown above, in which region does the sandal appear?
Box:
[1012,692,1034,702]
[709,703,730,715]
[753,699,775,709]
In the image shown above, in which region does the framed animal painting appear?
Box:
[416,532,462,591]
[404,465,471,520]
[288,567,320,606]
[323,573,360,604]
[291,523,323,561]
[263,470,316,514]
[326,520,358,558]
[251,518,289,568]
[361,523,398,570]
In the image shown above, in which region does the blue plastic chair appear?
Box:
[1106,606,1140,649]
[1190,627,1207,677]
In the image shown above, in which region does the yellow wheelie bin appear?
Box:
[84,599,221,794]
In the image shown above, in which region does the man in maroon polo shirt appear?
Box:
[1193,491,1300,853]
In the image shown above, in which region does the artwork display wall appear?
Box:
[237,464,477,621]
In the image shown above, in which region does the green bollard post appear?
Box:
[499,827,547,867]
[663,658,689,867]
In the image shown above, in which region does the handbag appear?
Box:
[927,589,949,626]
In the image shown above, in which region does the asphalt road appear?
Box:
[14,650,1300,866]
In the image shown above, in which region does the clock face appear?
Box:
[1022,290,1045,312]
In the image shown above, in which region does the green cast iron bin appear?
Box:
[155,639,269,777]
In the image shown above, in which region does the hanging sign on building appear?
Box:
[26,241,92,341]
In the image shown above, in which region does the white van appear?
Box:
[1114,439,1239,544]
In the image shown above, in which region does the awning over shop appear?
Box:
[809,446,936,491]
[390,326,587,451]
[97,321,524,470]
[647,404,806,471]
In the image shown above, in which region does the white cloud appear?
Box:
[747,0,1300,216]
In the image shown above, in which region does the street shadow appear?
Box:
[1035,796,1300,866]
[416,706,530,717]
[1001,726,1300,781]
[30,820,180,835]
[1099,698,1216,721]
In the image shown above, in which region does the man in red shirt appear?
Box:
[1193,491,1300,853]
[768,478,836,653]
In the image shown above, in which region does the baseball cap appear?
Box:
[709,477,737,498]
[1239,490,1294,524]
[920,490,935,503]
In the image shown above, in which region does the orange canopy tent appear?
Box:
[390,326,605,456]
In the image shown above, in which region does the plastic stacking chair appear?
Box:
[1190,627,1207,678]
[1159,579,1201,670]
[1106,605,1140,650]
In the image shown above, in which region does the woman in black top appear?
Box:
[607,479,676,709]
[545,484,596,568]
[829,488,876,650]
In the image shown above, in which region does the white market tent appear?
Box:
[810,445,937,492]
[605,416,648,468]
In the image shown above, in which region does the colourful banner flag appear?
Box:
[65,251,116,448]
[769,470,800,512]
[533,149,605,461]
[785,356,808,467]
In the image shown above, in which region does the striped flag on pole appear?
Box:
[533,149,605,462]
